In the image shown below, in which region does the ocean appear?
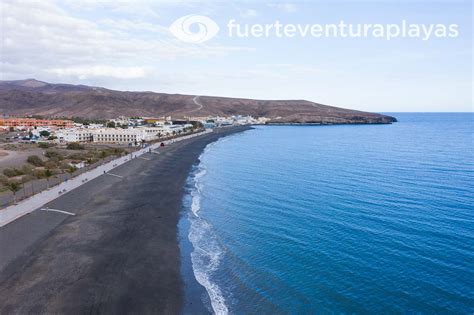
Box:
[180,113,474,314]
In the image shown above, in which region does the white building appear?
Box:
[92,126,179,144]
[256,117,270,124]
[164,124,189,134]
[142,125,193,139]
[110,116,131,126]
[141,127,166,141]
[232,115,256,125]
[92,128,143,144]
[55,129,92,143]
[54,125,194,145]
[31,126,53,137]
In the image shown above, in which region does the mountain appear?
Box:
[0,79,397,124]
[0,79,109,93]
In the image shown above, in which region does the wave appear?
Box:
[187,143,229,315]
[190,166,206,217]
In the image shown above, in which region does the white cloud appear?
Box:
[61,0,160,19]
[267,3,298,13]
[239,9,258,18]
[47,65,148,79]
[1,0,251,84]
[97,19,168,33]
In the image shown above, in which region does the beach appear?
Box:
[0,125,251,314]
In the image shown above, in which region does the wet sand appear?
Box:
[0,126,251,314]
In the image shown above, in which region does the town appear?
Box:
[0,115,269,145]
[0,115,267,208]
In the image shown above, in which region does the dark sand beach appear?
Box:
[0,126,251,314]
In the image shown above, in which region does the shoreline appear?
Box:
[0,125,251,314]
[179,137,241,314]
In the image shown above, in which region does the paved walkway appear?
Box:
[0,130,212,227]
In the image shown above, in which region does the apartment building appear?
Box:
[92,128,143,144]
[55,129,93,143]
[0,118,74,129]
[54,125,192,145]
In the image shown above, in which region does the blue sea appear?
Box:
[180,113,474,314]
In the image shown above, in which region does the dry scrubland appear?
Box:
[0,142,131,204]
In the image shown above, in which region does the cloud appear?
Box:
[61,0,160,19]
[239,9,258,18]
[97,19,169,33]
[1,0,251,84]
[46,65,148,79]
[267,3,298,13]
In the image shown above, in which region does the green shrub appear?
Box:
[2,169,15,177]
[5,181,21,196]
[112,148,125,156]
[27,155,44,167]
[44,169,54,178]
[59,161,71,170]
[68,153,87,160]
[0,174,9,184]
[21,164,34,175]
[66,142,85,150]
[3,168,24,177]
[39,130,50,137]
[34,169,45,179]
[38,142,51,149]
[45,150,64,160]
[44,160,58,170]
[86,158,98,165]
[67,166,77,174]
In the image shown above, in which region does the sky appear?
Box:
[0,0,472,112]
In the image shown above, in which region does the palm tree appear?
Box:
[6,181,21,204]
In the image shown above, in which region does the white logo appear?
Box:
[169,15,220,43]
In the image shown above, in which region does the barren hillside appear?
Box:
[0,79,397,124]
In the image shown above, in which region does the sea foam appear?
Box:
[187,144,229,314]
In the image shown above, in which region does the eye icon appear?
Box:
[169,15,220,43]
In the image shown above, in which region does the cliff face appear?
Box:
[0,79,397,124]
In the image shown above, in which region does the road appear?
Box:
[191,95,204,113]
